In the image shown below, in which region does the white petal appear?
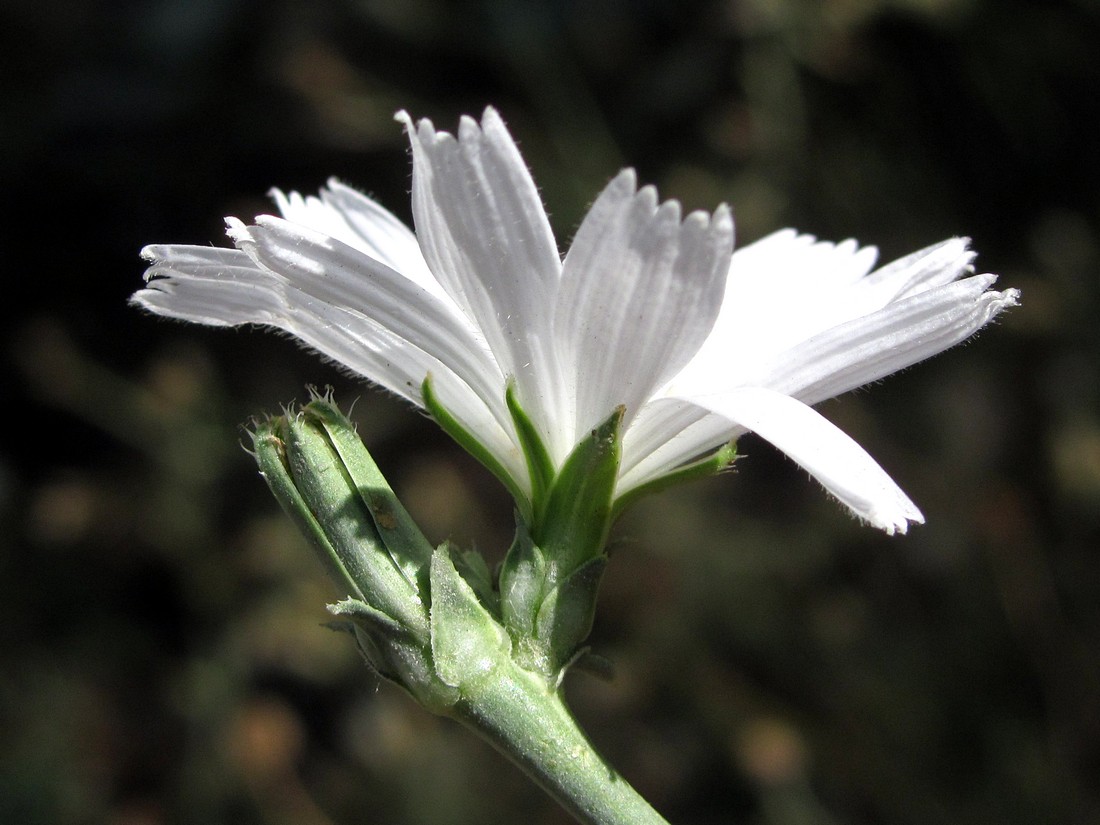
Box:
[618,398,734,491]
[323,181,444,294]
[269,183,446,300]
[135,242,450,401]
[557,170,734,436]
[227,215,508,422]
[620,398,711,474]
[675,232,881,390]
[682,387,924,534]
[134,244,528,489]
[399,108,570,460]
[785,276,1019,406]
[726,230,880,296]
[860,237,975,302]
[705,274,1020,406]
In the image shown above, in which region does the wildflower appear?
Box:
[135,107,1018,534]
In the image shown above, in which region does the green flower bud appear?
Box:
[251,394,464,710]
[499,406,622,681]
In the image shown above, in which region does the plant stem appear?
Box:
[453,659,671,825]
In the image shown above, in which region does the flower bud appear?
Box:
[251,395,460,708]
[499,406,623,680]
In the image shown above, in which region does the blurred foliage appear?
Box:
[2,0,1099,823]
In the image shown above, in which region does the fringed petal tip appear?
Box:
[792,437,926,536]
[710,203,734,235]
[927,236,977,278]
[395,106,506,141]
[937,236,972,256]
[864,496,924,536]
[973,282,1021,327]
[394,109,413,131]
[223,216,252,244]
[613,167,637,191]
[996,286,1022,309]
[816,461,925,536]
[128,288,155,309]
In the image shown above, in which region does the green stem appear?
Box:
[452,659,671,825]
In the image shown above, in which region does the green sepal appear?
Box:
[422,375,532,522]
[251,417,366,601]
[498,408,622,680]
[534,555,608,682]
[499,517,547,639]
[611,441,738,521]
[283,408,429,637]
[536,406,623,572]
[429,546,512,693]
[505,381,555,521]
[444,541,500,618]
[306,395,434,590]
[326,598,409,680]
[329,596,411,641]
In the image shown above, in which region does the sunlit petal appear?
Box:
[758,275,1020,406]
[557,170,733,437]
[225,216,508,422]
[685,388,924,534]
[271,180,442,296]
[133,244,525,485]
[400,107,569,459]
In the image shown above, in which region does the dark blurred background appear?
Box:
[2,0,1098,823]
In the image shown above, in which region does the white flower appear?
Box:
[134,107,1019,534]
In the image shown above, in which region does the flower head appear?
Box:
[135,107,1018,534]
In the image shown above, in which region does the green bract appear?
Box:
[427,381,730,681]
[499,406,621,678]
[254,396,461,710]
[253,393,649,696]
[250,394,625,699]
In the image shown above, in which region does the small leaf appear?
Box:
[328,597,409,639]
[534,555,608,678]
[430,547,512,690]
[568,650,616,682]
[498,517,548,639]
[536,406,623,573]
[326,598,414,680]
[446,542,500,617]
